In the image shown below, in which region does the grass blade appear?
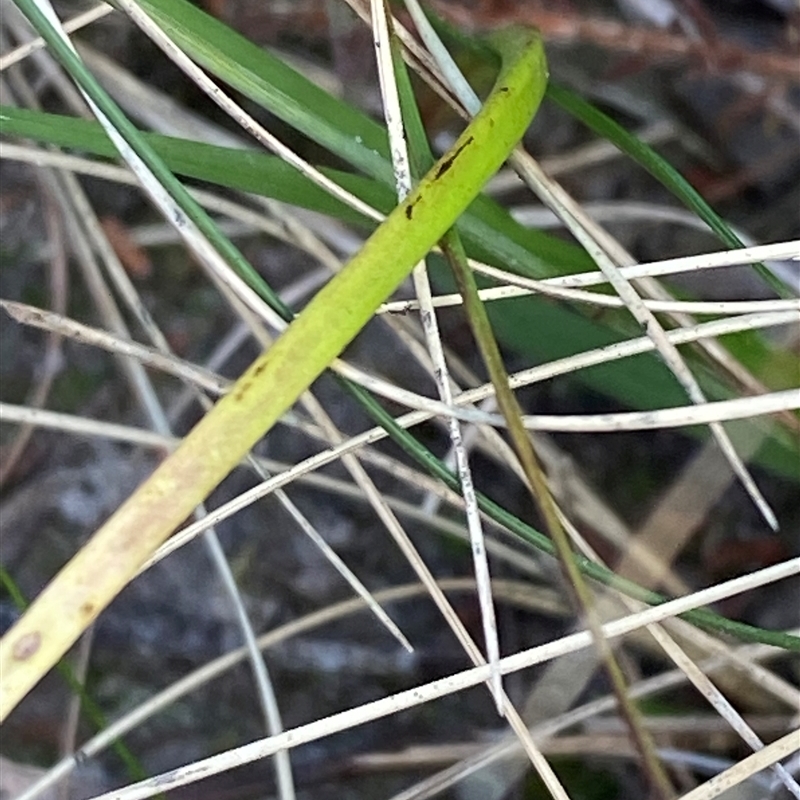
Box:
[547,83,793,299]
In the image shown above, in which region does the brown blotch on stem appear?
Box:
[12,631,41,661]
[434,136,474,180]
[233,381,252,402]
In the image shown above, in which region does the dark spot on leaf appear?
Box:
[234,381,252,401]
[434,136,474,180]
[12,631,41,661]
[436,157,455,180]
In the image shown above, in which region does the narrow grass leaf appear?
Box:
[547,83,792,299]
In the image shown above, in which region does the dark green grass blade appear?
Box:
[546,83,791,299]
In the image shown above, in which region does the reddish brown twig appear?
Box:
[429,2,800,83]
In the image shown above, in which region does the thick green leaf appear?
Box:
[0,105,380,224]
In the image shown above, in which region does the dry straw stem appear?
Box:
[676,729,799,800]
[59,560,800,800]
[0,300,231,395]
[380,240,800,313]
[370,0,504,714]
[0,1,112,71]
[113,0,381,224]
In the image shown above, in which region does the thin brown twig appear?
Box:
[428,3,800,83]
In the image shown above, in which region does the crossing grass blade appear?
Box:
[2,104,797,478]
[546,83,792,299]
[2,0,797,731]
